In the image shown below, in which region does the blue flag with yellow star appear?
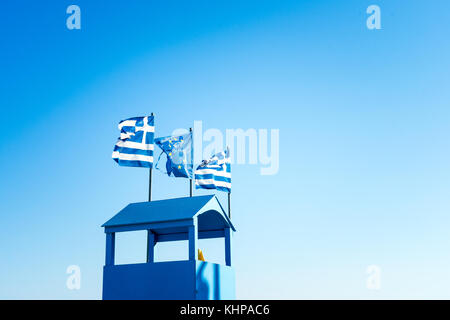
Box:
[154,132,193,178]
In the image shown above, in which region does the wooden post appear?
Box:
[105,232,115,266]
[224,227,232,266]
[188,219,198,261]
[146,230,155,263]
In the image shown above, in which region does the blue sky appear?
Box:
[1,0,450,299]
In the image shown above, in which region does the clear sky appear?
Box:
[1,0,450,299]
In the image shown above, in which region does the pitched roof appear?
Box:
[102,195,235,232]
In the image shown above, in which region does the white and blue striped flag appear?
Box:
[112,115,154,168]
[195,148,231,193]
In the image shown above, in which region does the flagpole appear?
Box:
[148,167,152,201]
[228,192,231,219]
[149,112,154,202]
[189,127,193,197]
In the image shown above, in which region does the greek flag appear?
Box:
[195,148,231,193]
[112,115,154,168]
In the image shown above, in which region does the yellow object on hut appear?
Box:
[198,249,205,261]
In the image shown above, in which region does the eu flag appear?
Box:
[155,132,193,178]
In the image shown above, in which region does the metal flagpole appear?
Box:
[189,127,193,197]
[148,167,152,201]
[147,114,154,264]
[228,192,231,219]
[148,112,154,202]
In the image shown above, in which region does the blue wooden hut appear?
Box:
[101,195,236,300]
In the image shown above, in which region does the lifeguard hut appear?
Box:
[101,195,236,300]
